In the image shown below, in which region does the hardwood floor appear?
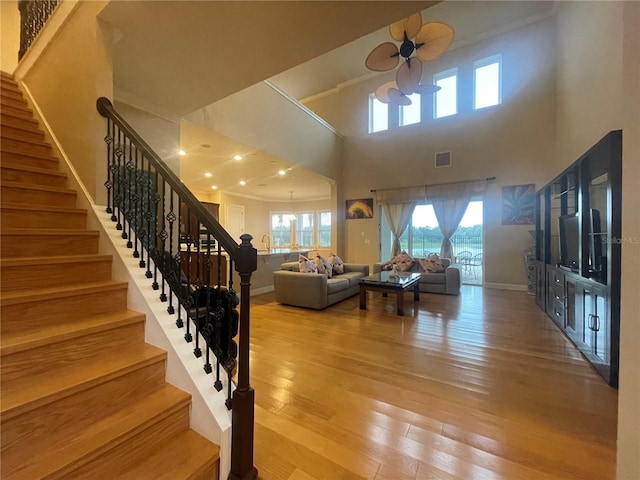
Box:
[248,286,617,480]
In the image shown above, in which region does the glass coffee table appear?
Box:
[359,271,422,316]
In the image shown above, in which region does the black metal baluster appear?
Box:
[123,139,133,243]
[167,187,177,315]
[132,148,141,259]
[151,168,161,289]
[114,127,123,231]
[104,118,114,215]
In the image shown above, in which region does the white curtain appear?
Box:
[383,202,416,258]
[431,196,471,260]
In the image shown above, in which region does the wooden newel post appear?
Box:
[229,234,258,480]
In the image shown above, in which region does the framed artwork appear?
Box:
[502,184,535,225]
[346,198,374,219]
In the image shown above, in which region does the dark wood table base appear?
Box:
[359,279,420,316]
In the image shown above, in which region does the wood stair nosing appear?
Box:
[0,94,28,108]
[0,183,78,209]
[2,384,192,480]
[0,308,146,357]
[1,137,52,157]
[0,342,168,421]
[0,103,33,118]
[1,124,46,143]
[0,113,40,131]
[1,360,168,460]
[0,162,68,178]
[1,281,130,335]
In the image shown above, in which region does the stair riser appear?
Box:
[1,115,40,131]
[0,208,87,230]
[0,94,28,108]
[0,102,31,117]
[0,80,22,94]
[2,125,46,143]
[1,233,99,257]
[1,137,52,157]
[0,167,67,188]
[1,185,77,208]
[64,406,191,480]
[1,320,146,385]
[1,258,113,292]
[1,285,128,335]
[1,360,167,460]
[0,150,58,170]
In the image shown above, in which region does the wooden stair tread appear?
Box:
[0,202,87,215]
[0,180,76,194]
[0,279,128,305]
[0,163,66,177]
[0,148,59,162]
[112,429,220,480]
[1,253,112,267]
[1,342,168,420]
[1,309,145,356]
[3,384,191,480]
[1,228,99,237]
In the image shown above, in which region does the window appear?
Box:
[434,68,458,118]
[474,55,501,109]
[317,211,332,247]
[399,94,421,126]
[270,210,331,249]
[271,213,293,247]
[296,212,314,248]
[368,94,388,133]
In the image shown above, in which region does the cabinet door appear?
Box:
[564,277,580,342]
[583,284,609,364]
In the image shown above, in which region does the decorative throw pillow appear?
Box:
[328,253,344,275]
[418,254,446,273]
[315,255,333,278]
[298,254,318,274]
[393,250,414,272]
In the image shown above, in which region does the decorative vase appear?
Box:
[524,230,536,295]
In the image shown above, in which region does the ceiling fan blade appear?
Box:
[375,81,397,104]
[388,88,412,106]
[396,58,422,95]
[415,22,455,61]
[413,83,442,95]
[365,42,400,72]
[389,13,422,42]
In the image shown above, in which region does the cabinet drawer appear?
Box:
[552,298,565,323]
[551,282,564,303]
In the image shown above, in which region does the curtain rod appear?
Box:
[370,176,496,193]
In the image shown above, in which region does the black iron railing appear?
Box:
[18,0,59,60]
[97,97,257,480]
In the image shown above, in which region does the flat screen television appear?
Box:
[559,213,580,271]
[558,209,603,277]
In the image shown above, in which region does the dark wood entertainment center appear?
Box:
[534,130,622,387]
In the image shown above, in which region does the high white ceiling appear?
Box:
[101,1,555,201]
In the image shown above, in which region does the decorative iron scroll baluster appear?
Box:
[97,97,258,479]
[18,0,59,60]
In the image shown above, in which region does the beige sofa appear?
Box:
[373,258,462,295]
[273,262,370,309]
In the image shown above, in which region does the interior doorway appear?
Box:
[226,204,245,244]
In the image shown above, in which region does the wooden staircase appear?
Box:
[0,71,220,479]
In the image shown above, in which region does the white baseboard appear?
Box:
[483,282,528,291]
[251,285,274,296]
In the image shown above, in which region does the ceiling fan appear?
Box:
[365,12,454,106]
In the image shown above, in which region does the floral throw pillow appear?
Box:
[315,255,333,278]
[298,254,318,274]
[328,253,344,275]
[393,250,414,272]
[418,254,446,273]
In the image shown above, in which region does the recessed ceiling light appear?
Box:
[278,170,286,176]
[201,144,211,148]
[234,155,243,161]
[205,172,212,177]
[239,180,246,186]
[211,185,218,190]
[178,149,186,156]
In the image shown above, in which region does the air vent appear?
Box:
[435,151,452,168]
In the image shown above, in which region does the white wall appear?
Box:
[0,0,20,73]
